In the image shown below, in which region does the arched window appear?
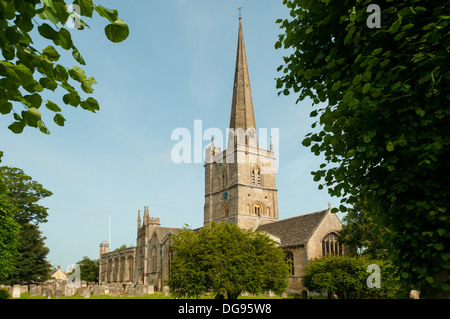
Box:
[285,252,294,276]
[223,204,229,218]
[252,167,261,186]
[322,232,343,256]
[222,170,226,189]
[254,203,262,216]
[151,246,158,272]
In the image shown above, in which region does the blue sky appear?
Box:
[0,0,341,269]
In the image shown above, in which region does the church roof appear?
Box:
[257,210,329,247]
[229,18,257,135]
[156,227,183,242]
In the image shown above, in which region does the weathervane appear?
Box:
[237,6,242,19]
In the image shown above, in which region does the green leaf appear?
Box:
[63,92,81,106]
[80,97,99,112]
[39,77,58,91]
[23,107,42,127]
[352,74,362,86]
[72,46,86,65]
[58,28,73,50]
[24,94,43,108]
[15,14,34,32]
[74,0,94,18]
[332,81,341,91]
[42,45,60,62]
[372,48,383,56]
[81,77,97,93]
[1,62,34,86]
[38,23,59,40]
[415,109,425,117]
[0,100,13,115]
[53,65,68,82]
[104,19,129,43]
[54,113,66,126]
[8,121,25,134]
[386,141,394,152]
[362,82,370,94]
[95,5,118,22]
[389,19,401,33]
[5,26,21,44]
[45,100,61,112]
[69,66,86,82]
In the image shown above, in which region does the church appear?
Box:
[98,18,345,295]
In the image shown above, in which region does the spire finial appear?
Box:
[237,6,242,19]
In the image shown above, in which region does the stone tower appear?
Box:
[98,240,110,285]
[135,205,160,284]
[204,18,278,230]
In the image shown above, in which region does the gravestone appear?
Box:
[20,285,28,294]
[12,285,21,298]
[45,287,53,299]
[29,286,42,297]
[77,287,90,298]
[55,289,63,299]
[92,285,101,296]
[65,287,75,297]
[147,285,154,295]
[163,286,170,296]
[135,285,143,296]
[127,287,135,297]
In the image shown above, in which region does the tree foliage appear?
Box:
[0,193,20,282]
[0,166,52,225]
[339,199,389,259]
[0,0,129,135]
[303,255,401,299]
[275,0,449,297]
[168,222,289,299]
[0,166,52,283]
[9,222,51,284]
[76,256,99,282]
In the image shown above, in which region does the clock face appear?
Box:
[222,192,228,200]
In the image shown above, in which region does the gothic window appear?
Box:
[254,203,262,216]
[252,167,261,186]
[322,232,343,256]
[222,170,226,189]
[285,252,295,276]
[151,246,158,272]
[223,204,229,218]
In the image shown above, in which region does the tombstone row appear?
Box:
[1,283,157,299]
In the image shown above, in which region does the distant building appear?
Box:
[50,265,67,281]
[98,17,346,295]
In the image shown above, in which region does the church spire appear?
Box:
[228,18,257,145]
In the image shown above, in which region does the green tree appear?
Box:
[0,193,20,282]
[0,166,52,224]
[0,166,52,283]
[0,0,129,135]
[339,199,389,259]
[303,255,400,299]
[168,222,289,299]
[275,0,449,297]
[9,223,51,284]
[76,256,99,283]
